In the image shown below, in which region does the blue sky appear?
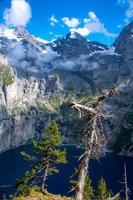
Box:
[0,0,133,45]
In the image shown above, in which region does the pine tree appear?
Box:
[16,121,67,196]
[83,176,94,200]
[96,177,109,200]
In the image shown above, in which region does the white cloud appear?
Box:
[118,0,133,23]
[34,37,49,44]
[7,42,26,67]
[125,1,133,22]
[71,11,116,38]
[50,15,58,26]
[70,27,90,36]
[62,17,80,28]
[88,11,97,20]
[54,54,100,71]
[0,24,6,35]
[0,27,18,40]
[3,0,32,27]
[5,41,59,73]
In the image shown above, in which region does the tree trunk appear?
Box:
[75,151,90,200]
[124,163,129,200]
[70,86,117,200]
[42,163,49,193]
[75,118,96,200]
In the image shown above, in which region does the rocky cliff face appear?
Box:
[0,22,133,153]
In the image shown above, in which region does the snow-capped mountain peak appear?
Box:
[66,31,86,41]
[0,28,21,41]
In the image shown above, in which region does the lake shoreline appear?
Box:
[0,144,133,198]
[1,141,133,159]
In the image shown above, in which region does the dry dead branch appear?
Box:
[70,85,119,200]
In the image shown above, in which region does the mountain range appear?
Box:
[0,21,133,154]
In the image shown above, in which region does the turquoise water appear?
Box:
[0,145,133,198]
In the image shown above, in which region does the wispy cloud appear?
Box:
[5,41,59,73]
[118,0,133,23]
[50,15,58,26]
[71,11,116,38]
[3,0,32,27]
[62,17,80,28]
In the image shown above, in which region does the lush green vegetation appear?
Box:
[16,121,67,197]
[0,64,14,86]
[83,177,94,200]
[78,91,96,105]
[14,176,118,200]
[49,93,61,110]
[96,177,109,200]
[35,100,51,114]
[8,121,122,200]
[69,168,117,200]
[13,187,72,200]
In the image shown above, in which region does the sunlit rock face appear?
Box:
[0,22,133,153]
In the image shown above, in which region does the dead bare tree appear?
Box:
[123,163,130,200]
[70,85,120,200]
[119,163,130,200]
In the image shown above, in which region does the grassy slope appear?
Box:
[13,189,72,200]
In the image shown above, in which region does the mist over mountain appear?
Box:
[0,21,133,154]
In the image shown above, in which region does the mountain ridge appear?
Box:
[0,21,132,154]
